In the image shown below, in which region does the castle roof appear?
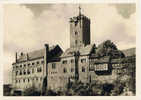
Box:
[94,56,110,64]
[16,45,63,63]
[61,44,95,57]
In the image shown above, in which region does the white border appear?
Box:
[0,0,137,3]
[0,0,140,100]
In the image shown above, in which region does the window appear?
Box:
[28,79,30,82]
[36,77,38,81]
[32,62,35,65]
[75,31,78,35]
[28,63,31,66]
[40,77,42,81]
[62,60,67,64]
[37,61,39,64]
[37,68,42,72]
[32,69,34,73]
[82,67,85,72]
[23,79,25,83]
[41,61,44,64]
[63,68,67,73]
[75,40,77,44]
[16,66,18,68]
[81,59,86,63]
[19,70,22,75]
[52,63,56,69]
[71,68,74,72]
[75,21,78,26]
[23,70,26,75]
[20,65,22,68]
[71,59,74,63]
[27,69,30,74]
[16,80,18,83]
[24,64,26,67]
[16,71,18,75]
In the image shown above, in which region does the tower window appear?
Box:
[75,31,78,35]
[82,67,85,72]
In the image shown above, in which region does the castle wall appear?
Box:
[78,56,89,83]
[12,58,45,91]
[47,62,62,91]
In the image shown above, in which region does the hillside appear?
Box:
[122,48,136,57]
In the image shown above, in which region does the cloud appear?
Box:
[111,4,136,19]
[3,4,136,84]
[22,4,54,17]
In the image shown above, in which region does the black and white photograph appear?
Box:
[3,3,136,96]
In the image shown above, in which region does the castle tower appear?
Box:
[69,6,91,48]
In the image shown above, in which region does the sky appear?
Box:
[3,4,136,84]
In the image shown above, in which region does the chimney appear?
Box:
[27,53,29,60]
[42,44,49,94]
[45,44,49,54]
[16,52,17,63]
[44,44,49,63]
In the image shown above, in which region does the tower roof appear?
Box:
[69,6,90,22]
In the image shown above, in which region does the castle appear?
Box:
[12,7,135,94]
